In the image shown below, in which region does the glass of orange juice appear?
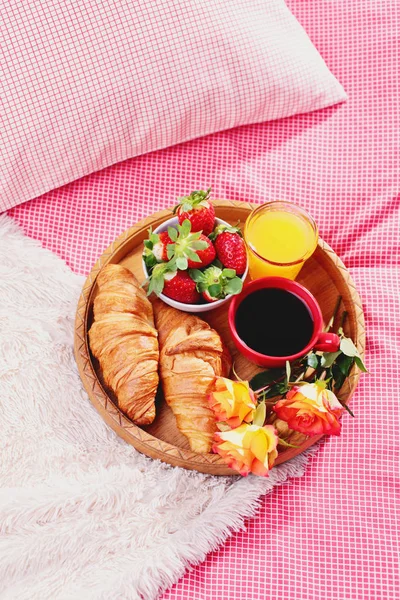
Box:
[244,201,318,280]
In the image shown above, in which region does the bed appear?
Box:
[4,1,399,598]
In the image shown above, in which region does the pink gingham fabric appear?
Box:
[7,0,400,599]
[0,0,346,212]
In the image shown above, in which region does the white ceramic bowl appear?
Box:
[142,216,248,313]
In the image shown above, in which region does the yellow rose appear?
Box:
[273,381,343,436]
[208,378,257,428]
[213,423,278,477]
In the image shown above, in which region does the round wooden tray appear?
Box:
[74,200,365,476]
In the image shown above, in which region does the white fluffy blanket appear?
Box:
[0,215,315,599]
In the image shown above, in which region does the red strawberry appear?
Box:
[166,219,214,270]
[189,265,243,303]
[186,234,215,268]
[152,231,172,262]
[143,228,173,270]
[212,225,247,275]
[174,188,215,236]
[163,270,200,304]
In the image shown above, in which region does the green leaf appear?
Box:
[224,277,243,295]
[191,240,208,250]
[354,356,368,373]
[167,244,175,260]
[143,255,157,270]
[306,353,319,369]
[197,281,207,293]
[222,268,236,278]
[188,269,204,282]
[180,219,191,237]
[340,337,359,357]
[143,239,153,250]
[176,256,188,270]
[253,401,266,427]
[264,381,288,398]
[332,363,346,390]
[168,227,178,241]
[339,337,367,372]
[337,353,354,376]
[208,283,222,298]
[249,368,285,392]
[185,249,201,262]
[320,351,342,368]
[148,273,164,297]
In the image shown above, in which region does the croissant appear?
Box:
[152,298,231,453]
[88,264,159,425]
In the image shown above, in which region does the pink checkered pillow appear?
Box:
[0,0,346,212]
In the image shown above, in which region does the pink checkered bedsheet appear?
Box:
[8,1,400,599]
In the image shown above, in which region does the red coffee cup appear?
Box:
[228,277,340,368]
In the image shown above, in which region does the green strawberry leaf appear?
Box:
[148,273,164,297]
[168,227,178,241]
[166,243,175,260]
[224,277,243,295]
[143,239,153,250]
[188,269,204,282]
[186,249,201,262]
[191,240,208,250]
[222,268,236,278]
[208,283,222,298]
[176,256,188,270]
[143,254,157,270]
[180,220,192,237]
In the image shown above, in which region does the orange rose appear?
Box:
[213,423,278,477]
[209,378,257,428]
[273,381,343,436]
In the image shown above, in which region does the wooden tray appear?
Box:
[74,200,366,475]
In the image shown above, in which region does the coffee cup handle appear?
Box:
[314,332,340,353]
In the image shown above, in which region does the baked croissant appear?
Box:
[88,264,159,425]
[152,298,231,453]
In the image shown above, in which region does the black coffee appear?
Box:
[235,288,314,357]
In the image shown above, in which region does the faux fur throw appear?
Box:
[0,215,315,599]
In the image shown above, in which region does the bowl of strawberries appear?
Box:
[142,189,248,313]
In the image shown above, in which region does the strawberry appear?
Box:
[186,234,215,268]
[147,262,200,304]
[211,225,247,275]
[143,228,172,270]
[173,188,215,236]
[163,270,200,304]
[189,266,243,303]
[166,219,215,270]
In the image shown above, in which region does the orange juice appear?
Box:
[244,202,318,280]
